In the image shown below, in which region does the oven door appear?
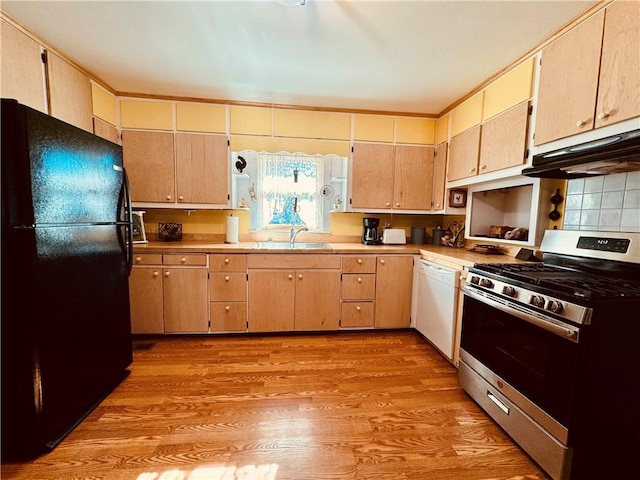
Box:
[460,286,583,431]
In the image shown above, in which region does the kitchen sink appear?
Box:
[251,242,332,250]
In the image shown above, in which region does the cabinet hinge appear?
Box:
[208,320,211,328]
[528,105,533,116]
[246,273,249,281]
[41,51,48,64]
[227,139,230,147]
[524,148,529,159]
[227,194,230,201]
[351,146,354,153]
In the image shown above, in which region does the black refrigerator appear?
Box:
[1,99,134,460]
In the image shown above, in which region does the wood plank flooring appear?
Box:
[1,331,550,480]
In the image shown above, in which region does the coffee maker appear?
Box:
[362,217,381,245]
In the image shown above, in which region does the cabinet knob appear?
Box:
[357,258,362,264]
[469,167,476,173]
[357,277,362,283]
[435,203,441,209]
[224,258,230,264]
[480,164,487,170]
[225,305,230,312]
[385,202,391,207]
[178,195,184,201]
[288,274,293,280]
[153,271,159,277]
[224,275,230,281]
[180,257,187,263]
[356,305,361,311]
[575,119,587,127]
[165,271,170,277]
[135,256,142,262]
[166,195,172,201]
[598,111,610,120]
[380,259,385,265]
[395,202,400,207]
[298,273,303,279]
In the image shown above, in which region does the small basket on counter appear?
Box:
[157,222,182,241]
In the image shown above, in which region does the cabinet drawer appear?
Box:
[342,274,375,300]
[209,254,247,272]
[133,253,162,265]
[163,254,207,266]
[342,255,376,273]
[341,302,374,328]
[209,272,247,302]
[210,302,247,332]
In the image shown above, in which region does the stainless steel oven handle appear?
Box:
[463,285,580,343]
[487,391,510,415]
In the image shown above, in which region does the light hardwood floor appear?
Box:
[1,331,549,480]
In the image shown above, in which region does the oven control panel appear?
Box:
[466,273,591,325]
[577,236,630,253]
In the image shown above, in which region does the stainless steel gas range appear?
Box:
[458,229,640,480]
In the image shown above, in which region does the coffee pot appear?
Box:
[362,217,381,245]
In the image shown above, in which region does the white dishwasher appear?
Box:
[416,259,460,361]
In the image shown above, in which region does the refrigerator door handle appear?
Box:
[118,168,134,275]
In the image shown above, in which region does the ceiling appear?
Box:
[1,0,597,116]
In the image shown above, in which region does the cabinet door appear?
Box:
[432,142,447,210]
[295,270,341,331]
[341,302,374,328]
[596,1,640,129]
[122,130,175,203]
[393,145,434,210]
[447,126,481,182]
[341,274,375,300]
[374,256,413,328]
[175,133,229,205]
[350,143,394,209]
[129,267,164,334]
[47,52,93,132]
[0,19,46,112]
[209,272,246,302]
[479,101,529,175]
[163,267,209,333]
[534,11,604,145]
[248,270,295,332]
[93,118,119,144]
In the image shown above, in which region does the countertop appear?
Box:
[134,241,530,268]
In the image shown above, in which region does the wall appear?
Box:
[563,172,640,232]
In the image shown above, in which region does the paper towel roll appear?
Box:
[225,215,239,244]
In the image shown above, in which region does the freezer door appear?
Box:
[2,99,125,227]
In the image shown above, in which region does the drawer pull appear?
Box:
[165,271,170,277]
[288,274,293,280]
[298,273,303,279]
[380,259,385,265]
[356,305,361,311]
[135,256,142,262]
[357,258,362,264]
[487,391,510,415]
[224,275,230,281]
[357,277,362,283]
[180,257,187,263]
[225,305,230,312]
[224,258,230,264]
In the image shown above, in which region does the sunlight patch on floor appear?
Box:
[136,463,279,480]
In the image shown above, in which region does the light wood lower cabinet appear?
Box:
[129,253,208,334]
[341,255,377,328]
[247,254,341,332]
[374,255,414,328]
[209,254,247,332]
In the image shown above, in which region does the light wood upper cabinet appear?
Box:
[479,101,530,175]
[0,19,46,112]
[447,125,481,182]
[350,143,395,209]
[432,142,447,210]
[175,133,229,205]
[47,51,93,132]
[595,1,640,129]
[122,130,175,203]
[93,117,119,144]
[393,145,434,210]
[533,5,638,146]
[351,143,436,211]
[374,256,413,328]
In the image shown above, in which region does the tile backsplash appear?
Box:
[563,172,640,232]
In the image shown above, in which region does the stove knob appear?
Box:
[470,276,480,285]
[530,295,546,308]
[547,300,564,314]
[502,286,517,297]
[479,278,494,289]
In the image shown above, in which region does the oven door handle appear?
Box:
[463,286,580,343]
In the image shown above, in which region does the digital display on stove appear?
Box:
[577,236,630,253]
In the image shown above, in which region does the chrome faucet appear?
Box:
[290,226,309,246]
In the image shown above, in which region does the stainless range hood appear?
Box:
[522,129,640,179]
